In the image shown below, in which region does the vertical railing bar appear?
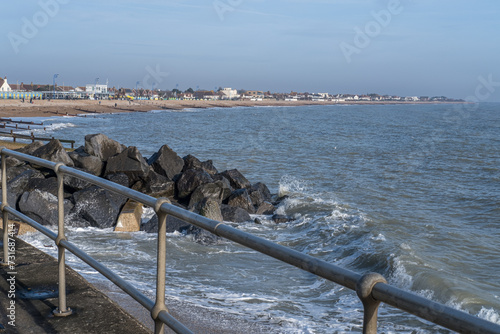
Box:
[52,163,72,317]
[1,148,9,266]
[356,273,387,334]
[152,198,171,333]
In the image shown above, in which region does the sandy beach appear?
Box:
[0,99,464,118]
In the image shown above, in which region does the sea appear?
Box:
[13,102,500,333]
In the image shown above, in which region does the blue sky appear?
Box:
[1,0,499,100]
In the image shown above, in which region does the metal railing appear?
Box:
[0,147,499,334]
[0,131,75,148]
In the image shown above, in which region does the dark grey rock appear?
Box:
[200,160,218,176]
[219,169,251,189]
[70,186,127,228]
[251,182,272,202]
[3,156,24,168]
[211,175,233,200]
[197,198,223,222]
[7,168,45,209]
[148,145,184,180]
[141,213,219,245]
[105,146,150,184]
[18,190,74,226]
[141,214,189,234]
[105,173,130,188]
[183,155,218,176]
[3,165,35,183]
[68,149,104,176]
[272,214,294,224]
[255,202,276,215]
[16,141,44,155]
[248,188,265,207]
[227,189,255,214]
[31,139,74,167]
[132,169,175,197]
[182,154,202,171]
[188,182,226,208]
[84,133,126,161]
[220,204,251,223]
[25,177,59,198]
[63,168,94,192]
[176,169,213,199]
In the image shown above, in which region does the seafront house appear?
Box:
[0,77,12,92]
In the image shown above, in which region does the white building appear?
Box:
[0,77,12,92]
[221,87,239,100]
[86,84,108,94]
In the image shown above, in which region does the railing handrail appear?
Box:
[0,132,75,148]
[1,147,499,334]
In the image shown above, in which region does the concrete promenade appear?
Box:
[0,235,151,334]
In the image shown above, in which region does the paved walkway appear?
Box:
[0,236,151,334]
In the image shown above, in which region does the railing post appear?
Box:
[1,148,9,266]
[356,272,387,334]
[53,163,72,317]
[152,198,171,333]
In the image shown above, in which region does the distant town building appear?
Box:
[0,77,12,92]
[86,84,108,94]
[221,87,239,100]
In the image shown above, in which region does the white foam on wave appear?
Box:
[389,255,414,290]
[478,307,500,324]
[278,174,310,197]
[18,121,76,136]
[141,206,155,223]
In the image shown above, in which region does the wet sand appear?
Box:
[0,99,463,118]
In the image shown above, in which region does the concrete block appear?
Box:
[114,200,143,232]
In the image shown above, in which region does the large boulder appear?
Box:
[141,213,219,244]
[140,213,188,234]
[227,189,255,214]
[105,146,150,184]
[70,186,127,228]
[148,145,184,180]
[219,169,251,189]
[176,169,213,200]
[31,139,74,167]
[2,165,35,184]
[251,182,272,203]
[16,141,45,155]
[7,168,45,209]
[63,168,94,192]
[188,181,228,208]
[182,154,202,171]
[132,169,175,197]
[272,214,294,223]
[68,146,105,176]
[209,175,233,197]
[25,177,64,198]
[84,133,125,161]
[18,190,74,226]
[183,155,218,176]
[105,173,130,187]
[220,204,251,223]
[255,201,276,215]
[198,198,223,222]
[200,160,218,176]
[2,156,24,168]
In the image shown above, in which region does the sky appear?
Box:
[1,0,499,101]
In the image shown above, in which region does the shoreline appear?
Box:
[0,99,468,118]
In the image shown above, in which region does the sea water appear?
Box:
[16,103,500,333]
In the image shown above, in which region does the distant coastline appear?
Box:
[0,99,469,118]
